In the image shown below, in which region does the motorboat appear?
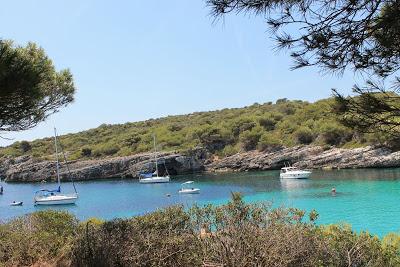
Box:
[34,128,78,205]
[178,181,200,194]
[139,134,170,184]
[10,201,23,206]
[280,166,312,179]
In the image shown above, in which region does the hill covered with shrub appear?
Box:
[0,98,394,161]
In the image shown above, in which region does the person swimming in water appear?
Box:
[331,187,336,196]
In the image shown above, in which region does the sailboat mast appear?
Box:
[54,128,61,188]
[153,134,158,177]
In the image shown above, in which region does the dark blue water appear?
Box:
[1,168,400,237]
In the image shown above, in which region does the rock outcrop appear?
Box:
[0,149,208,182]
[1,145,399,182]
[206,145,400,172]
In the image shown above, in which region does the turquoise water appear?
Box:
[1,168,400,237]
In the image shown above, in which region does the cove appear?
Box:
[1,168,400,237]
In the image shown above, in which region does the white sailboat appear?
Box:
[34,128,78,205]
[139,134,170,184]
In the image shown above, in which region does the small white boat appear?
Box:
[280,166,311,179]
[139,134,171,184]
[34,128,78,205]
[178,181,200,194]
[10,201,23,206]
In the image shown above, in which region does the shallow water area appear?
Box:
[1,168,400,237]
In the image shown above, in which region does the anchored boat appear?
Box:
[280,166,312,179]
[178,181,200,194]
[139,134,170,184]
[10,201,23,206]
[34,128,78,205]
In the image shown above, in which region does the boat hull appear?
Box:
[139,176,170,184]
[179,188,200,194]
[34,194,78,205]
[280,171,311,179]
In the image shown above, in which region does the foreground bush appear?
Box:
[0,210,77,266]
[190,194,400,266]
[72,206,201,267]
[1,195,400,266]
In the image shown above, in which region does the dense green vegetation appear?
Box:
[1,194,399,266]
[0,98,396,162]
[0,40,75,132]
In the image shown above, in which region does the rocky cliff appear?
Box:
[1,145,399,182]
[0,149,208,182]
[206,145,400,172]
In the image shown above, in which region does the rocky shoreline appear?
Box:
[1,145,399,182]
[207,145,400,172]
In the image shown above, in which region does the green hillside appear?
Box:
[0,98,392,161]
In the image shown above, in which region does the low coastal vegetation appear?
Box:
[1,194,400,267]
[1,98,398,162]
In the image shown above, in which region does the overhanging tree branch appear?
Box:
[207,0,400,139]
[0,40,75,132]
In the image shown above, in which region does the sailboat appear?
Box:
[139,134,170,184]
[34,128,78,205]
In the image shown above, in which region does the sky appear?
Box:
[0,0,360,146]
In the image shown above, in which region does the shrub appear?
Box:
[81,147,92,157]
[231,118,257,136]
[258,117,276,131]
[1,196,400,266]
[92,143,120,157]
[276,98,288,104]
[239,128,261,151]
[258,132,282,151]
[0,210,77,266]
[72,206,201,267]
[319,123,352,146]
[190,193,399,267]
[117,146,134,157]
[294,127,314,144]
[221,144,239,157]
[320,225,399,266]
[192,126,231,152]
[382,232,400,253]
[103,146,119,155]
[167,123,183,132]
[20,141,31,152]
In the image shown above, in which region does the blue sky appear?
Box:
[0,0,359,146]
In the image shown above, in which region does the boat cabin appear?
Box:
[280,167,299,173]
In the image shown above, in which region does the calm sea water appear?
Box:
[1,168,400,237]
